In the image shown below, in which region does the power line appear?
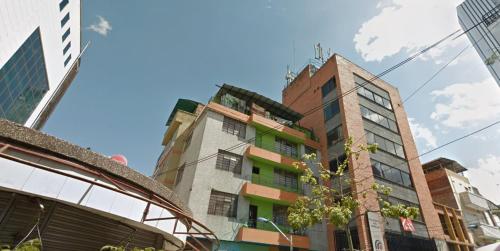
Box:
[155,6,499,177]
[178,29,461,170]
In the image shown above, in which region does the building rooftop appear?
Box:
[422,157,468,174]
[0,119,191,215]
[216,83,304,123]
[166,99,202,126]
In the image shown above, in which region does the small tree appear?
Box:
[288,137,419,251]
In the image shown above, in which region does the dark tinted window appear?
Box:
[63,42,71,55]
[59,0,69,11]
[323,100,340,121]
[61,13,70,27]
[62,28,71,42]
[321,78,336,97]
[371,159,413,188]
[327,125,343,147]
[0,28,49,124]
[329,154,347,173]
[64,54,72,67]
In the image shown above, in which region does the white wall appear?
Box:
[0,0,81,127]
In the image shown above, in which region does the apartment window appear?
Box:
[365,131,405,159]
[274,169,298,190]
[215,150,242,174]
[62,28,71,42]
[59,0,69,11]
[372,159,413,188]
[275,137,298,158]
[207,190,238,217]
[321,78,336,97]
[305,146,316,155]
[222,116,246,138]
[327,125,343,147]
[358,86,393,110]
[329,154,347,173]
[252,167,260,174]
[63,54,71,67]
[386,197,422,222]
[63,42,71,55]
[175,164,185,186]
[273,205,289,226]
[360,105,398,132]
[61,13,70,27]
[323,100,340,121]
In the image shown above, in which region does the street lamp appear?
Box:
[257,217,293,251]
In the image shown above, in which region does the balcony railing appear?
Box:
[251,174,304,195]
[254,141,299,159]
[460,191,489,211]
[247,219,306,236]
[473,223,500,240]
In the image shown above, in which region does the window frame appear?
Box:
[222,116,246,139]
[207,190,238,217]
[215,150,243,174]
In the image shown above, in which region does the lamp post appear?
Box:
[257,217,293,251]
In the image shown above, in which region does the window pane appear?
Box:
[384,166,403,184]
[395,144,405,158]
[385,139,396,154]
[375,135,386,150]
[374,94,384,106]
[372,161,382,177]
[366,132,375,144]
[388,120,398,132]
[401,172,412,187]
[382,98,392,109]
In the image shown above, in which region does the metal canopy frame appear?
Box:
[0,142,220,251]
[217,83,303,122]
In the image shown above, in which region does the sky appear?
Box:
[44,0,500,203]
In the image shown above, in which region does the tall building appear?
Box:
[154,85,329,250]
[0,119,218,250]
[282,54,446,251]
[457,0,500,86]
[423,157,500,249]
[0,0,82,129]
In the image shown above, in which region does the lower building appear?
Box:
[424,157,500,249]
[154,85,328,250]
[0,119,217,250]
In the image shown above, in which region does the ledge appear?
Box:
[236,227,310,249]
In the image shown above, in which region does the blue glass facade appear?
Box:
[0,27,50,124]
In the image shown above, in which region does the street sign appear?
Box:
[367,212,386,251]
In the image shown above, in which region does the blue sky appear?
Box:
[44,0,500,203]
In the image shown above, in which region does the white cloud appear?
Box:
[467,154,500,204]
[408,118,437,150]
[430,78,500,128]
[354,0,463,62]
[87,16,112,36]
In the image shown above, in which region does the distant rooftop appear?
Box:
[166,99,202,126]
[422,157,467,173]
[216,83,303,123]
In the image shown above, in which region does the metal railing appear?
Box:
[251,174,304,195]
[246,219,306,236]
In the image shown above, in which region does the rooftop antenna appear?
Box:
[314,43,324,63]
[285,65,295,85]
[327,48,332,59]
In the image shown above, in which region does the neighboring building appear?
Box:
[0,119,217,250]
[282,54,445,251]
[154,85,328,250]
[0,0,82,129]
[457,0,500,86]
[424,157,500,249]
